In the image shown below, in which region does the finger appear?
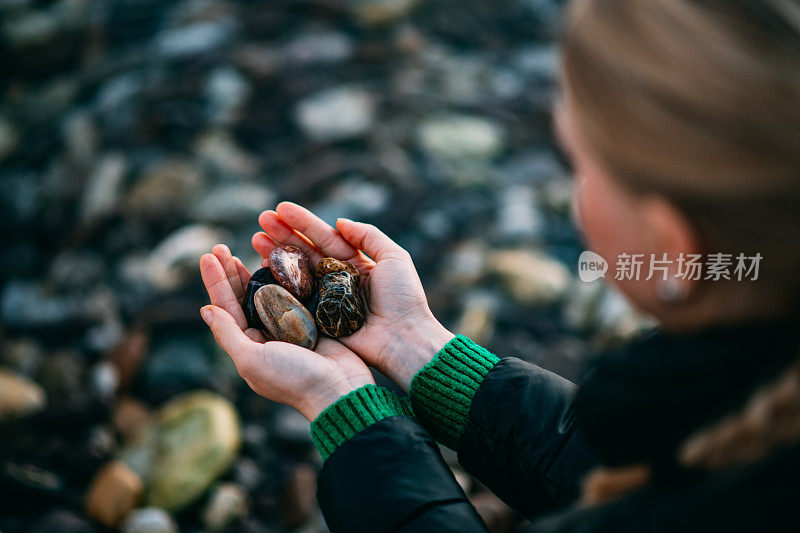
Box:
[257,210,324,264]
[212,244,245,302]
[201,305,258,374]
[252,231,277,260]
[275,202,360,262]
[244,327,266,343]
[335,218,409,262]
[199,254,249,330]
[233,256,251,289]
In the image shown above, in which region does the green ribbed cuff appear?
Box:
[311,384,413,462]
[409,335,500,450]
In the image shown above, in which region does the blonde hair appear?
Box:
[562,0,800,293]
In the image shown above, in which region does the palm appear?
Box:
[199,244,374,419]
[252,203,442,373]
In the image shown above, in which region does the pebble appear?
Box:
[124,159,203,219]
[156,20,236,58]
[254,285,318,348]
[315,271,366,338]
[205,67,251,126]
[30,510,95,533]
[112,396,152,444]
[454,292,497,346]
[121,507,178,533]
[495,185,544,240]
[120,391,241,512]
[84,460,144,528]
[489,249,571,305]
[285,30,354,65]
[351,0,419,25]
[146,225,230,291]
[417,114,505,160]
[80,153,127,223]
[0,369,47,421]
[190,183,274,224]
[268,244,315,300]
[243,267,279,330]
[202,482,250,532]
[294,86,376,142]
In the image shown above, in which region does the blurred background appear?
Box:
[0,0,647,531]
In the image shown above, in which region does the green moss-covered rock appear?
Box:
[120,391,240,512]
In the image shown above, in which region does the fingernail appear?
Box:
[201,307,213,325]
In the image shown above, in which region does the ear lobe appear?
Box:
[643,197,704,300]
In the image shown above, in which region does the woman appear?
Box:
[199,1,800,530]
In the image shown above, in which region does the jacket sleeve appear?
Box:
[409,336,600,519]
[312,385,489,533]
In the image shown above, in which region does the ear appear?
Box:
[642,196,704,293]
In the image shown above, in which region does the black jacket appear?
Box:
[317,319,800,532]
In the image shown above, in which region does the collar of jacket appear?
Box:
[572,317,800,480]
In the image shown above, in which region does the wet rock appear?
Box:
[254,285,318,349]
[80,153,127,223]
[316,257,359,280]
[90,361,119,400]
[121,507,178,533]
[120,391,241,512]
[190,183,274,224]
[268,245,315,300]
[146,225,230,291]
[294,86,376,142]
[243,267,279,330]
[417,114,505,159]
[84,460,144,528]
[202,482,250,532]
[315,271,366,338]
[125,159,203,219]
[112,330,149,390]
[140,335,217,399]
[284,463,316,527]
[352,0,419,25]
[0,369,46,421]
[489,249,571,305]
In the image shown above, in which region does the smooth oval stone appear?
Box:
[242,267,278,330]
[268,245,315,300]
[316,257,359,281]
[315,271,366,338]
[254,285,317,349]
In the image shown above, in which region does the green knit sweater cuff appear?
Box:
[311,384,413,462]
[409,335,501,450]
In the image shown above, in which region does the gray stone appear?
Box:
[124,158,203,219]
[311,177,389,226]
[193,129,261,178]
[294,86,376,142]
[351,0,419,25]
[156,20,236,58]
[120,391,241,512]
[190,184,274,224]
[495,185,544,240]
[489,249,571,305]
[206,67,251,126]
[202,482,250,531]
[146,224,230,291]
[417,115,505,160]
[285,30,353,65]
[121,507,178,533]
[80,153,126,222]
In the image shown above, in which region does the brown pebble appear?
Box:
[315,271,366,338]
[112,396,152,444]
[254,285,318,348]
[85,460,143,528]
[284,463,317,527]
[268,245,315,300]
[316,257,359,280]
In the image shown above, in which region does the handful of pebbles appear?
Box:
[242,245,367,349]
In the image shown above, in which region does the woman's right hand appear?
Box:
[252,202,454,391]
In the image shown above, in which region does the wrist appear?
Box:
[385,316,455,391]
[299,379,361,421]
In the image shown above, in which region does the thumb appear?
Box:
[201,305,257,371]
[336,219,408,262]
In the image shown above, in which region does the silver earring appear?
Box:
[657,277,688,303]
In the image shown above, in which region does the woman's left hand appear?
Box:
[199,245,374,421]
